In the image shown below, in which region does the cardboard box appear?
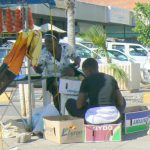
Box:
[59,78,81,95]
[85,124,122,142]
[143,93,150,104]
[0,92,11,104]
[43,115,84,144]
[124,106,150,134]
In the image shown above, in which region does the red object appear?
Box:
[0,8,3,33]
[6,7,13,32]
[14,8,22,32]
[28,7,34,29]
[85,124,121,142]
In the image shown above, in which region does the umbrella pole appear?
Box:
[25,5,32,129]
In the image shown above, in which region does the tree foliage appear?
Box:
[80,25,128,82]
[133,3,150,46]
[80,25,110,62]
[81,25,107,50]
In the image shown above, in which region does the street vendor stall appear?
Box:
[0,0,56,127]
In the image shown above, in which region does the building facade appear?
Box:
[31,0,148,40]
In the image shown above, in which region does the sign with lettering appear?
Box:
[61,127,83,137]
[124,110,150,134]
[85,124,121,142]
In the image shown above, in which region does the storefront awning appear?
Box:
[0,0,56,7]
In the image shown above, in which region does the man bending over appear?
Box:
[65,58,126,124]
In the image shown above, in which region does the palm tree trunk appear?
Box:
[65,0,75,53]
[104,46,111,63]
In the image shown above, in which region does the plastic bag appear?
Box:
[32,103,60,134]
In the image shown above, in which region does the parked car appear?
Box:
[106,42,149,67]
[98,49,133,63]
[79,41,98,51]
[60,39,132,69]
[2,38,149,84]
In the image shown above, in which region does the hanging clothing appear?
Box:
[0,32,28,94]
[3,32,23,65]
[26,30,42,66]
[4,32,28,75]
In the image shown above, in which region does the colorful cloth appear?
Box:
[85,106,120,124]
[26,30,42,66]
[38,44,75,77]
[0,32,28,94]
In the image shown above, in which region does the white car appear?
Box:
[106,42,149,68]
[67,42,132,68]
[79,41,98,51]
[2,39,149,84]
[98,49,133,64]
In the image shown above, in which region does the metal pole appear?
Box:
[25,4,32,128]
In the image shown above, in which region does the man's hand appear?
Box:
[33,64,43,74]
[74,56,81,68]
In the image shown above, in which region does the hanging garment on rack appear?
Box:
[0,32,29,94]
[4,32,23,65]
[4,32,28,75]
[26,30,42,66]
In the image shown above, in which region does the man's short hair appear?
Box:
[82,58,98,70]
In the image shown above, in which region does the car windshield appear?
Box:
[99,50,128,61]
[108,50,128,61]
[75,45,92,58]
[129,46,147,56]
[112,45,125,52]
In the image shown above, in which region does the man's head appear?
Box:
[44,31,59,52]
[82,58,99,76]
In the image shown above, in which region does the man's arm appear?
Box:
[76,92,88,109]
[115,89,126,113]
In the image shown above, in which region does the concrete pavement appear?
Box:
[3,131,150,150]
[1,87,150,150]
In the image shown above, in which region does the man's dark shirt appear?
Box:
[79,72,119,107]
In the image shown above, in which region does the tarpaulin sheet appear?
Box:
[0,0,56,6]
